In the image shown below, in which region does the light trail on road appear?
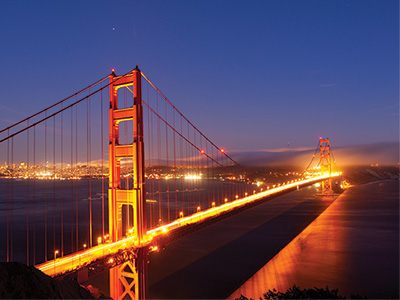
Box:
[36,173,341,277]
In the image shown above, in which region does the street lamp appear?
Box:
[54,250,59,274]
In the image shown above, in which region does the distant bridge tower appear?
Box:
[108,66,148,299]
[319,137,333,195]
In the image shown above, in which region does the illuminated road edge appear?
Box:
[36,173,341,277]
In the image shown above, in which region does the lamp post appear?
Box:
[54,250,59,274]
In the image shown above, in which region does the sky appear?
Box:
[0,0,398,155]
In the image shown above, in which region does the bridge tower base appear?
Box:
[109,248,148,300]
[108,66,147,299]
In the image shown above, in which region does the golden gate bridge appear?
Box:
[0,66,341,299]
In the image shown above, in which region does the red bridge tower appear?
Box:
[108,66,148,299]
[319,137,333,195]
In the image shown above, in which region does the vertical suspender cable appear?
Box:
[44,114,47,261]
[87,90,92,248]
[60,105,64,257]
[146,84,152,228]
[6,130,9,262]
[53,116,56,256]
[150,93,155,227]
[156,93,161,223]
[11,137,14,261]
[165,100,170,222]
[101,82,105,241]
[75,104,79,251]
[26,120,30,265]
[70,107,74,254]
[180,118,184,215]
[173,110,177,219]
[33,126,36,265]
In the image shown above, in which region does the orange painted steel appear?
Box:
[108,66,148,299]
[319,138,333,195]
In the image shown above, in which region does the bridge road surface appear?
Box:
[147,184,337,299]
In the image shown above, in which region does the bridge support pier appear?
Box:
[110,247,148,300]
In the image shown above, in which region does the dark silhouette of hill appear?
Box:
[0,262,110,299]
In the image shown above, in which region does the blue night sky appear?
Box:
[0,0,398,152]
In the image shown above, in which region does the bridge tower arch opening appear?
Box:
[108,66,148,299]
[319,137,333,195]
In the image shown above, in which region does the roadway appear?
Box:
[36,173,341,277]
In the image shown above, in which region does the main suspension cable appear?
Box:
[141,72,257,181]
[0,68,137,144]
[0,74,110,135]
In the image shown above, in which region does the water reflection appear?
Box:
[229,181,399,299]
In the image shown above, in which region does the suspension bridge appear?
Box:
[0,66,341,299]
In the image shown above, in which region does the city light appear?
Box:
[185,174,202,180]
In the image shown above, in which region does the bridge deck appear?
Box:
[36,174,340,277]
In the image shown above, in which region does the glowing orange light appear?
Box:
[197,206,201,212]
[212,202,215,207]
[220,148,225,153]
[179,211,183,217]
[224,198,228,202]
[112,68,115,72]
[83,244,87,249]
[235,195,239,199]
[200,149,205,154]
